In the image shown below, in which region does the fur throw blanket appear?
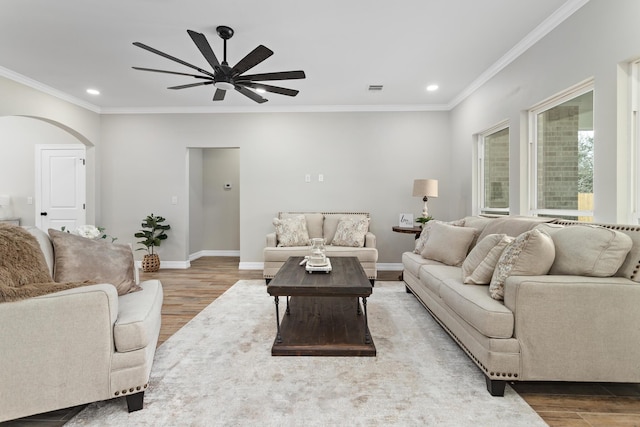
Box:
[0,224,90,302]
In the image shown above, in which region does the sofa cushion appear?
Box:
[402,252,433,279]
[421,221,476,266]
[477,216,555,242]
[440,278,514,338]
[24,226,55,276]
[462,234,514,285]
[414,219,465,254]
[418,264,466,296]
[462,216,495,249]
[323,214,368,244]
[114,279,163,352]
[273,215,311,247]
[280,213,324,239]
[48,229,140,296]
[331,217,370,247]
[490,229,555,300]
[548,225,632,277]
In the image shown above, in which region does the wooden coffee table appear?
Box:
[266,256,376,357]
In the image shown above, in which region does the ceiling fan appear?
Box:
[132,25,306,104]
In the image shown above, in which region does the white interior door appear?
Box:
[36,145,86,231]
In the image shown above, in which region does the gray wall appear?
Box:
[188,148,204,254]
[449,0,640,223]
[99,111,450,266]
[0,117,81,225]
[0,77,100,226]
[189,147,241,256]
[201,148,240,253]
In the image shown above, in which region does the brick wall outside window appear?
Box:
[484,128,509,209]
[536,105,579,210]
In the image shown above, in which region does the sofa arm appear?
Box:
[503,275,640,381]
[0,284,119,421]
[266,232,277,247]
[365,232,376,248]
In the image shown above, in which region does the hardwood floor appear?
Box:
[4,257,640,426]
[141,256,263,346]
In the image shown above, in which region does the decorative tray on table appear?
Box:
[303,257,332,273]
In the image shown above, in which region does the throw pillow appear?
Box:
[489,229,555,300]
[0,224,89,302]
[420,221,477,266]
[331,217,370,247]
[48,229,140,296]
[273,215,311,247]
[548,225,633,277]
[414,219,465,254]
[323,214,368,244]
[462,234,514,285]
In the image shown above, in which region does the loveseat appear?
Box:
[0,225,163,422]
[402,215,640,396]
[263,212,378,284]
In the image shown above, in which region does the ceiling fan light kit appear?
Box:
[133,25,305,104]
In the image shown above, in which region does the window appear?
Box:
[478,124,509,215]
[632,59,640,223]
[529,82,594,221]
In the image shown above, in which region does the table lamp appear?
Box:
[412,179,438,218]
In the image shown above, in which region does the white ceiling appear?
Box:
[0,0,585,113]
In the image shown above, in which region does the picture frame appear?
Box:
[398,213,414,228]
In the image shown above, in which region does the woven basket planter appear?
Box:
[142,253,160,272]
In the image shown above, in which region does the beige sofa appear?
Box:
[0,226,163,422]
[263,212,378,284]
[403,216,640,396]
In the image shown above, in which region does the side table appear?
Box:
[392,225,423,280]
[392,225,422,239]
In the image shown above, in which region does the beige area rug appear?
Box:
[66,280,546,426]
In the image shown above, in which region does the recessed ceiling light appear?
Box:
[426,84,439,92]
[86,88,100,95]
[255,87,266,94]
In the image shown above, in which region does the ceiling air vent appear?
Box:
[368,85,383,91]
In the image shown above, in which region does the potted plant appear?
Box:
[415,216,434,227]
[135,214,171,272]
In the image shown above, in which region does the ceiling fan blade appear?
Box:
[187,30,221,70]
[235,85,268,104]
[133,42,215,77]
[236,70,306,82]
[132,66,211,79]
[231,45,273,77]
[241,82,299,97]
[213,89,226,101]
[168,81,215,90]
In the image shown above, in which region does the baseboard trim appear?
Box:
[189,250,241,261]
[377,263,403,271]
[239,262,264,270]
[135,260,191,270]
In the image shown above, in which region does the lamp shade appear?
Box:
[412,179,438,198]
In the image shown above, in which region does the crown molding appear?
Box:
[100,103,450,115]
[447,0,589,109]
[1,0,588,115]
[0,66,101,113]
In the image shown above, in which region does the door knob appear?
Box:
[40,212,48,216]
